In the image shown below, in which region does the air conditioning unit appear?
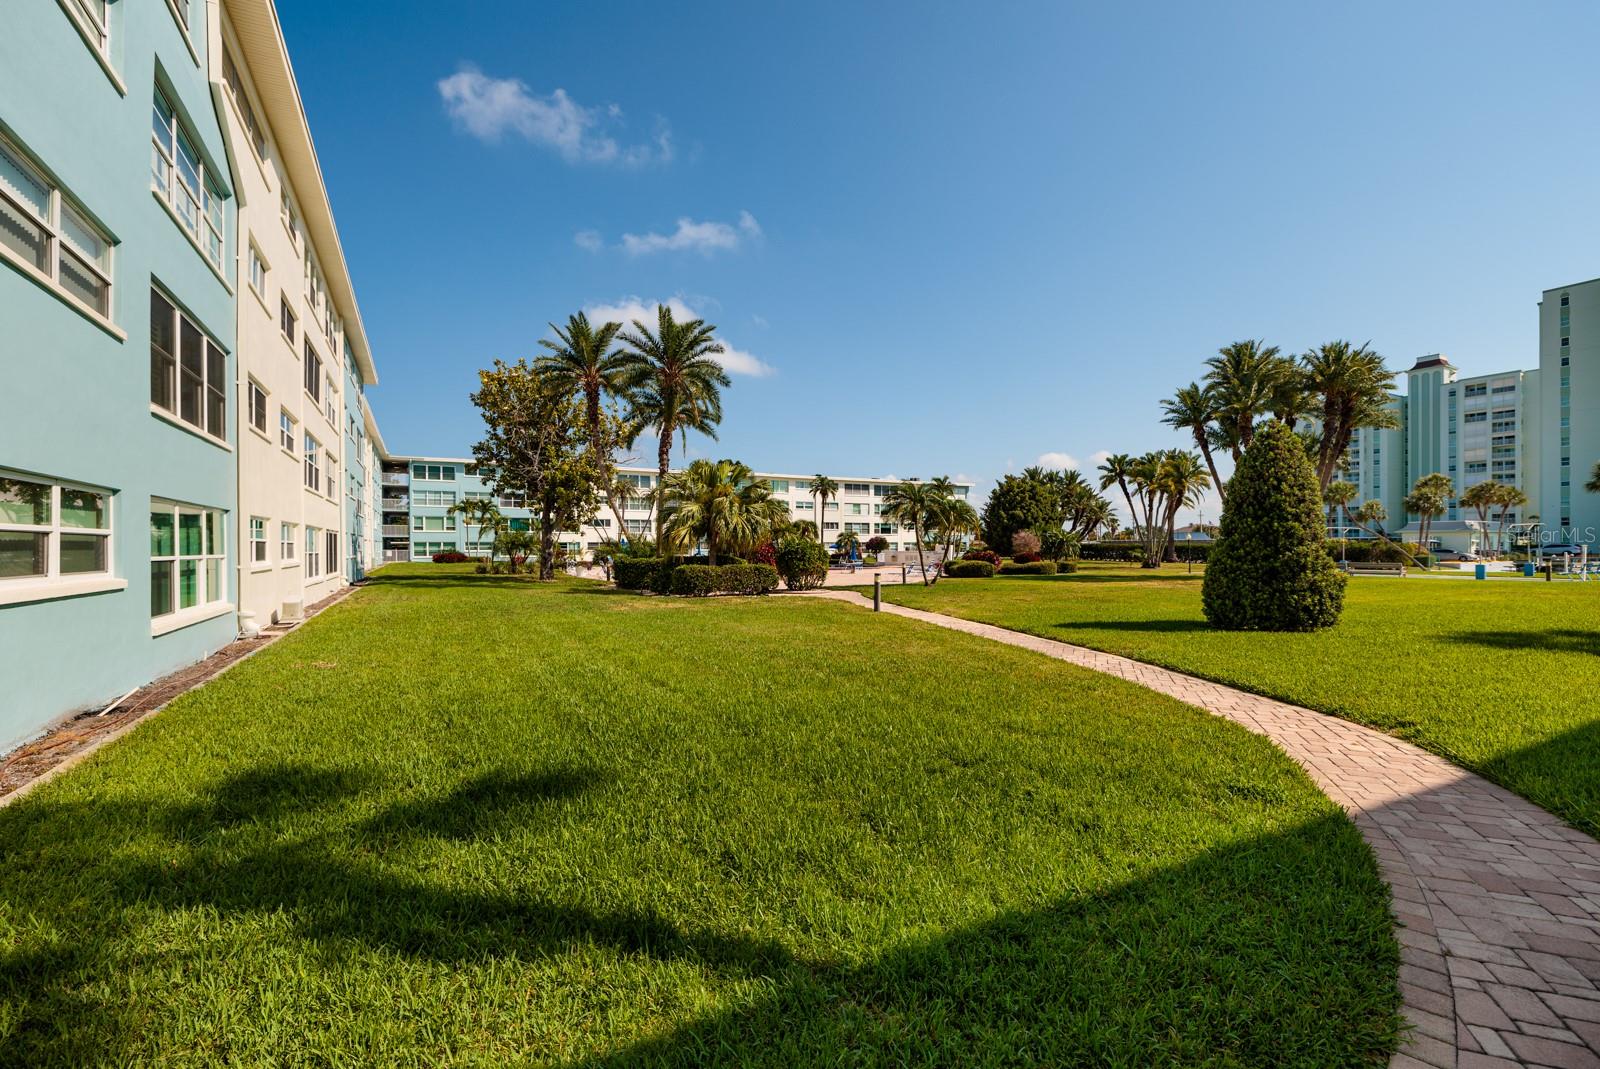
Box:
[281,598,304,621]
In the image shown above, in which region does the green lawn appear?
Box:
[876,564,1600,834]
[0,565,1397,1066]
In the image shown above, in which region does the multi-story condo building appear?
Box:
[216,0,378,626]
[1540,280,1599,542]
[1,0,242,750]
[379,460,972,561]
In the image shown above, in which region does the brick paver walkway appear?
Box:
[805,590,1600,1068]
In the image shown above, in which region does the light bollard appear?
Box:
[874,573,882,611]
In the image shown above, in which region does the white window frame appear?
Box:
[304,341,322,403]
[325,530,339,579]
[149,500,226,629]
[0,472,116,605]
[305,526,321,577]
[280,521,297,563]
[304,433,321,490]
[279,408,297,454]
[0,131,114,324]
[249,515,269,566]
[247,241,268,298]
[149,287,228,443]
[150,86,224,270]
[324,451,337,498]
[280,292,297,342]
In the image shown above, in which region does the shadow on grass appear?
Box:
[0,760,1399,1066]
[1442,628,1600,657]
[1052,618,1211,634]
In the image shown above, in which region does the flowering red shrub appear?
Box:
[432,551,470,564]
[750,541,778,567]
[962,548,1001,567]
[1012,552,1042,564]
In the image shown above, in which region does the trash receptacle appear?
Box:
[1524,561,1536,578]
[1475,564,1487,581]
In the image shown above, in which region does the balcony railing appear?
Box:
[381,473,409,486]
[382,524,409,537]
[381,497,408,510]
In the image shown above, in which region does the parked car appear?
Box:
[1437,551,1480,562]
[1537,543,1589,559]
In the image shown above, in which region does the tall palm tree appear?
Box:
[1323,480,1357,559]
[1459,480,1498,556]
[1406,473,1453,561]
[809,474,838,542]
[537,312,628,527]
[1204,340,1288,458]
[1302,341,1399,491]
[1162,383,1226,504]
[931,494,979,572]
[1153,452,1211,562]
[617,305,731,542]
[882,480,941,585]
[448,499,503,564]
[1491,483,1529,556]
[1270,361,1316,431]
[1096,453,1140,541]
[658,459,789,565]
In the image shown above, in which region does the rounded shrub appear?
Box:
[1202,421,1346,631]
[942,559,996,578]
[998,560,1058,575]
[775,536,829,591]
[961,547,1001,567]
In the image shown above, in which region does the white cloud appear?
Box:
[1090,450,1113,468]
[620,211,761,256]
[573,230,603,253]
[437,66,672,166]
[1035,452,1080,471]
[582,295,775,377]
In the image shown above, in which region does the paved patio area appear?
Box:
[805,590,1600,1069]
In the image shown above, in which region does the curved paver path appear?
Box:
[803,590,1600,1069]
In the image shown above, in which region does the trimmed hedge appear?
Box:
[998,560,1058,575]
[431,551,470,564]
[1203,421,1346,631]
[669,563,780,597]
[775,537,830,591]
[614,557,665,591]
[961,548,1002,567]
[943,560,996,578]
[1326,540,1435,567]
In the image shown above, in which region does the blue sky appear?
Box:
[280,0,1600,522]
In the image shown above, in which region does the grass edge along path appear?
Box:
[0,566,1399,1066]
[869,568,1600,837]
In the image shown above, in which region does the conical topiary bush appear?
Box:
[1202,420,1346,631]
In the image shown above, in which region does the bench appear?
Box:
[1346,562,1406,577]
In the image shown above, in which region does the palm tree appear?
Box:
[1096,453,1140,541]
[617,305,731,543]
[1154,452,1211,562]
[1587,461,1600,495]
[833,529,861,561]
[809,474,838,537]
[930,493,978,571]
[1405,473,1452,562]
[1459,481,1498,557]
[1270,361,1316,431]
[536,312,628,527]
[1204,340,1288,458]
[882,481,942,585]
[1492,483,1529,556]
[1323,480,1357,560]
[1303,341,1399,491]
[1161,383,1226,503]
[448,499,503,564]
[658,459,789,565]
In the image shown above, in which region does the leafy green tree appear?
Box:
[1202,421,1346,631]
[774,534,829,590]
[809,474,838,534]
[617,305,731,543]
[659,459,789,565]
[1162,383,1227,503]
[470,359,609,580]
[882,480,943,585]
[864,535,889,555]
[979,473,1054,548]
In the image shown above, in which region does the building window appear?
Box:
[325,374,336,425]
[414,490,458,507]
[280,191,300,248]
[221,47,266,158]
[1462,384,1487,397]
[412,514,456,532]
[150,502,224,619]
[151,87,224,269]
[304,434,321,489]
[0,473,111,586]
[411,463,457,481]
[842,482,870,494]
[279,409,296,454]
[1561,295,1570,307]
[249,516,269,564]
[279,295,297,343]
[150,288,227,441]
[244,380,268,435]
[325,530,339,576]
[325,451,337,498]
[304,342,322,402]
[306,526,321,577]
[64,0,111,56]
[0,133,113,319]
[248,243,267,297]
[280,522,296,561]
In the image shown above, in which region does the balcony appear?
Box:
[382,524,409,537]
[381,496,408,510]
[381,473,409,487]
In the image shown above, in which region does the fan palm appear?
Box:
[1161,383,1226,503]
[931,494,979,571]
[833,529,861,560]
[617,305,731,542]
[1154,451,1211,563]
[1096,453,1140,540]
[1303,341,1399,490]
[881,481,942,585]
[1459,480,1498,556]
[448,499,503,564]
[1406,473,1453,560]
[658,459,789,565]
